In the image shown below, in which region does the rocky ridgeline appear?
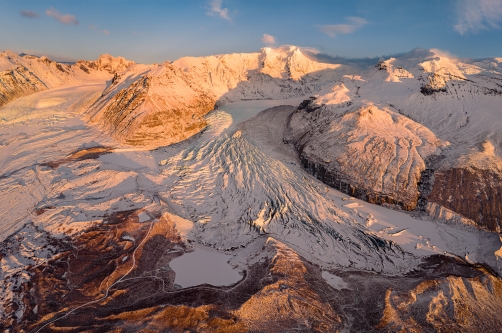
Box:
[0,65,47,108]
[0,51,134,109]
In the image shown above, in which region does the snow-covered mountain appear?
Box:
[285,102,447,210]
[0,51,133,108]
[85,46,345,147]
[285,49,502,232]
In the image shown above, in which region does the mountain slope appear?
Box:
[85,63,215,147]
[0,51,134,108]
[285,102,446,210]
[85,46,345,148]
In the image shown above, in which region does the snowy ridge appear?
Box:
[77,53,135,74]
[376,58,414,82]
[85,46,346,148]
[285,103,447,209]
[0,51,134,108]
[172,46,344,103]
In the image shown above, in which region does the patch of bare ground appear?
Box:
[41,146,114,169]
[3,214,502,333]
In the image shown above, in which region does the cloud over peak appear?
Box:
[454,0,502,35]
[46,7,79,25]
[261,34,276,45]
[320,17,367,37]
[20,10,39,18]
[207,0,231,21]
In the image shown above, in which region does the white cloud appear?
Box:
[207,0,231,21]
[454,0,502,35]
[261,34,276,45]
[46,7,78,25]
[320,17,367,37]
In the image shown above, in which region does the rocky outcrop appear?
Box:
[415,140,502,232]
[0,65,47,108]
[76,53,135,74]
[377,264,502,332]
[427,166,502,232]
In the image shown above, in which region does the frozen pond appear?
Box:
[170,249,242,288]
[322,271,349,290]
[219,97,306,130]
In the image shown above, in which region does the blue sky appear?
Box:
[1,0,501,63]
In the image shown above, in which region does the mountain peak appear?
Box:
[94,54,136,73]
[76,54,136,74]
[0,50,19,59]
[259,45,341,80]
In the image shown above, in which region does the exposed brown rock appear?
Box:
[0,65,47,108]
[377,267,502,332]
[427,166,502,232]
[2,216,502,333]
[41,146,113,168]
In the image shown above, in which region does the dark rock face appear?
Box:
[300,157,416,210]
[427,166,502,232]
[420,84,447,95]
[297,97,321,113]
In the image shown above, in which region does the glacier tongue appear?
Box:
[160,112,409,273]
